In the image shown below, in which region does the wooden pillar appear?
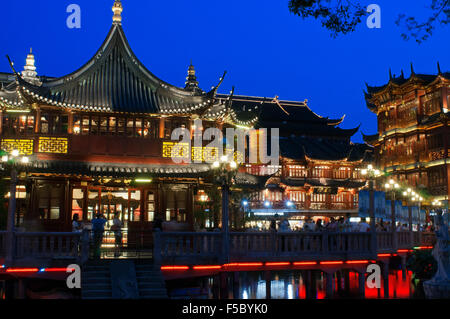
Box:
[186,185,194,230]
[34,107,40,133]
[158,184,166,221]
[383,262,390,299]
[358,271,366,298]
[344,269,350,294]
[0,110,3,135]
[401,255,407,281]
[233,272,240,299]
[212,275,220,299]
[67,111,74,134]
[64,179,71,231]
[265,270,271,299]
[220,272,228,299]
[325,271,334,299]
[16,279,26,299]
[82,186,88,221]
[159,117,165,139]
[336,270,342,292]
[311,270,317,298]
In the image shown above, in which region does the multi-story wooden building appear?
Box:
[232,95,371,221]
[363,65,450,204]
[0,1,371,233]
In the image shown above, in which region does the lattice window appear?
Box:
[38,137,68,154]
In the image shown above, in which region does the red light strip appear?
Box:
[377,254,391,257]
[193,265,222,270]
[397,250,410,253]
[6,268,39,273]
[293,262,317,266]
[346,260,369,264]
[161,266,189,271]
[223,263,263,267]
[415,246,433,250]
[320,261,344,265]
[45,268,75,272]
[265,262,291,266]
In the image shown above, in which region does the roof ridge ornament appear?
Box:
[112,0,123,24]
[272,96,290,116]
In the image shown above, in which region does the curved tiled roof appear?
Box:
[5,24,219,114]
[279,136,371,162]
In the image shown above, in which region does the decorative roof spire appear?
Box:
[437,61,442,75]
[410,62,415,75]
[185,61,202,94]
[112,0,123,24]
[389,68,393,80]
[22,47,41,85]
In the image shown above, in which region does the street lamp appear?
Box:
[1,149,31,265]
[361,164,382,255]
[211,154,239,263]
[384,180,400,233]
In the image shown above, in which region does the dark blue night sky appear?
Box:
[1,1,448,142]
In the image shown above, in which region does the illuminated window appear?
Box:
[73,115,81,135]
[147,192,155,222]
[90,116,100,135]
[100,117,108,135]
[135,118,143,137]
[37,183,63,220]
[82,116,90,135]
[72,188,84,220]
[126,118,134,137]
[117,118,125,135]
[108,117,117,134]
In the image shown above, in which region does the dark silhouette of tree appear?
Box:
[288,0,450,43]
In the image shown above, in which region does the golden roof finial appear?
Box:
[112,0,123,24]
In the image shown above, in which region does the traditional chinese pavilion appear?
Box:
[0,1,371,233]
[363,65,450,203]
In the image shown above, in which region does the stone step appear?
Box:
[82,290,112,299]
[138,282,166,289]
[83,266,109,272]
[81,281,111,290]
[139,289,168,298]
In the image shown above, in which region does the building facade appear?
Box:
[364,66,450,205]
[0,1,371,233]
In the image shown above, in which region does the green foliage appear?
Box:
[288,0,450,43]
[288,0,367,36]
[406,249,438,280]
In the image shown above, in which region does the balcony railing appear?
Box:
[0,230,438,266]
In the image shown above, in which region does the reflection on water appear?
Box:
[166,269,418,299]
